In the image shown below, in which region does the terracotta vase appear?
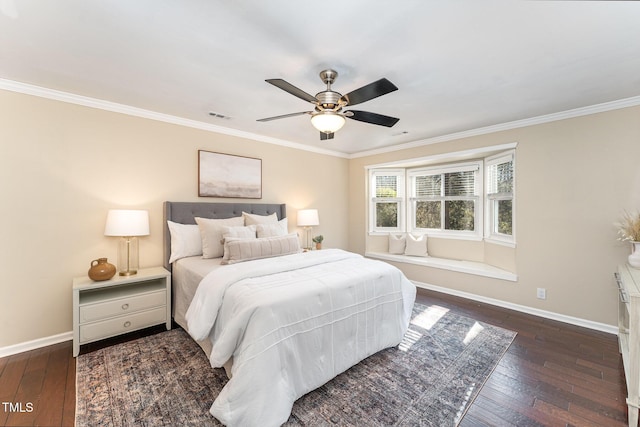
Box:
[88,258,116,281]
[315,243,322,250]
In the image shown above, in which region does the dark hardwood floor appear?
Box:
[0,288,628,426]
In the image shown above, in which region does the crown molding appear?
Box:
[3,78,638,161]
[0,78,350,159]
[364,142,518,169]
[350,95,640,159]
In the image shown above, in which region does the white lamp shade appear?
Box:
[297,209,319,227]
[311,112,346,134]
[104,209,150,236]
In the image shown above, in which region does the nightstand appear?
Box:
[72,266,171,357]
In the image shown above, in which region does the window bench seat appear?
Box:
[365,251,518,282]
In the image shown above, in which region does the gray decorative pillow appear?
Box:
[222,233,301,264]
[221,225,257,261]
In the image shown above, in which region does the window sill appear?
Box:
[484,237,517,248]
[365,251,518,282]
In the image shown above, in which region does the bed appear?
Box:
[163,201,416,427]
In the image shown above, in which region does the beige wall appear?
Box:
[2,86,638,349]
[349,106,640,326]
[0,89,349,348]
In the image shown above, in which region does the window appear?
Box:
[485,151,515,244]
[367,146,516,245]
[409,162,482,238]
[370,169,405,232]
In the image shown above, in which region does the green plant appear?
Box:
[617,211,640,242]
[312,235,324,244]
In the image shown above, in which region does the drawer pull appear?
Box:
[614,272,623,290]
[620,290,630,304]
[614,272,630,303]
[122,303,130,310]
[123,321,131,328]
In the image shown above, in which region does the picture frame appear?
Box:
[198,150,262,199]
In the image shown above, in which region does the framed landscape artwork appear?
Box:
[198,150,262,198]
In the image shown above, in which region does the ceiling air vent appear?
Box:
[208,112,231,120]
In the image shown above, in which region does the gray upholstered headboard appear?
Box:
[163,201,287,271]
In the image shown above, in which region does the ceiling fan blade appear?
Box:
[320,132,334,141]
[266,79,318,104]
[345,110,400,127]
[257,111,310,122]
[340,78,398,106]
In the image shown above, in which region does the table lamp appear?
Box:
[104,209,150,276]
[297,209,319,251]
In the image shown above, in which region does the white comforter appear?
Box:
[185,249,416,427]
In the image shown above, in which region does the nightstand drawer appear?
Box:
[73,267,171,357]
[79,307,167,343]
[79,290,166,323]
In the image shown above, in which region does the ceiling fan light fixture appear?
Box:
[311,111,346,134]
[259,69,399,140]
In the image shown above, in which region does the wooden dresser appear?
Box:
[615,264,640,427]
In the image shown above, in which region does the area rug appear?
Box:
[76,303,516,426]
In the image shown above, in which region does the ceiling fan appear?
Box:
[257,69,399,140]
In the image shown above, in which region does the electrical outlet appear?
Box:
[537,288,547,300]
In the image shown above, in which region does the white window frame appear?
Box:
[366,143,518,246]
[408,161,483,240]
[369,169,405,233]
[484,150,516,246]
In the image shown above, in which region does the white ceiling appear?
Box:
[1,1,639,156]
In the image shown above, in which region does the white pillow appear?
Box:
[195,216,244,258]
[221,225,257,261]
[256,218,288,237]
[222,233,301,265]
[388,233,406,254]
[221,225,257,240]
[405,234,428,257]
[243,211,278,225]
[167,221,202,263]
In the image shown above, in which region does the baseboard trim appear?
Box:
[0,282,618,357]
[414,281,618,335]
[0,331,73,358]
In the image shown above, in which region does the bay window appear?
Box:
[409,162,482,238]
[485,151,515,244]
[370,169,405,232]
[368,147,515,245]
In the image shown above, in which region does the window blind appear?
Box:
[375,175,398,197]
[487,155,513,195]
